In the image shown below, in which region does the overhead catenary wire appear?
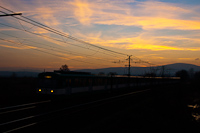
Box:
[0,29,124,62]
[0,8,128,57]
[0,32,119,64]
[0,22,124,58]
[0,8,141,61]
[0,38,117,67]
[0,32,92,57]
[0,6,155,68]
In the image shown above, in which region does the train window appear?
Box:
[80,78,87,87]
[75,78,79,86]
[89,79,92,85]
[94,78,98,85]
[100,78,104,85]
[74,78,87,86]
[65,79,71,87]
[93,78,105,86]
[38,79,57,88]
[107,78,111,85]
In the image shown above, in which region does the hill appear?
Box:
[0,63,200,77]
[77,63,200,76]
[0,71,40,77]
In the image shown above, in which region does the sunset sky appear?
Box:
[0,0,200,71]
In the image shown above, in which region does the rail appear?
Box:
[0,89,150,132]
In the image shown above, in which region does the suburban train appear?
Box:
[36,70,180,95]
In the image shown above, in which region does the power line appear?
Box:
[0,22,124,58]
[0,6,128,57]
[0,37,116,66]
[0,32,91,57]
[0,32,121,65]
[0,30,125,65]
[0,11,114,57]
[0,13,22,17]
[0,6,156,70]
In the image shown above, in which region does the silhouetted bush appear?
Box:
[144,72,156,77]
[194,71,200,80]
[175,70,189,81]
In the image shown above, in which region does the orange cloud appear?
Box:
[178,58,194,60]
[92,13,200,30]
[33,7,60,26]
[136,1,191,17]
[33,28,49,34]
[86,34,200,51]
[68,0,200,30]
[71,0,93,25]
[127,43,200,51]
[0,44,25,49]
[0,44,37,49]
[1,0,200,69]
[137,17,200,30]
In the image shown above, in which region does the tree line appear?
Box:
[175,69,200,81]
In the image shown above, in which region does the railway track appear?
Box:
[0,89,150,133]
[0,100,52,133]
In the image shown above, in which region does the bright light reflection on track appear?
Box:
[3,123,37,133]
[0,106,36,115]
[0,100,51,110]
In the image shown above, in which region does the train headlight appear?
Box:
[45,76,52,78]
[51,90,53,93]
[39,89,42,92]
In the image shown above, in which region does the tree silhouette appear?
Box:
[144,72,156,77]
[60,64,70,72]
[194,71,200,80]
[175,70,189,81]
[10,72,17,78]
[98,72,105,75]
[108,72,117,76]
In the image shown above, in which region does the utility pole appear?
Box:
[113,55,132,76]
[127,55,132,76]
[0,13,22,17]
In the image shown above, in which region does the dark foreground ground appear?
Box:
[83,83,200,132]
[1,77,200,132]
[72,83,200,132]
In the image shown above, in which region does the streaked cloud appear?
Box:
[67,0,200,30]
[1,0,200,69]
[0,44,26,49]
[0,43,37,49]
[80,32,200,51]
[70,0,93,25]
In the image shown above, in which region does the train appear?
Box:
[36,70,180,95]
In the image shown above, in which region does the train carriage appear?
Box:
[37,71,180,95]
[37,71,109,95]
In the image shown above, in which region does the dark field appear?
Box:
[1,77,200,132]
[0,77,38,107]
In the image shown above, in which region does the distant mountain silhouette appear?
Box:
[164,63,200,70]
[0,71,40,77]
[77,63,200,76]
[0,63,200,77]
